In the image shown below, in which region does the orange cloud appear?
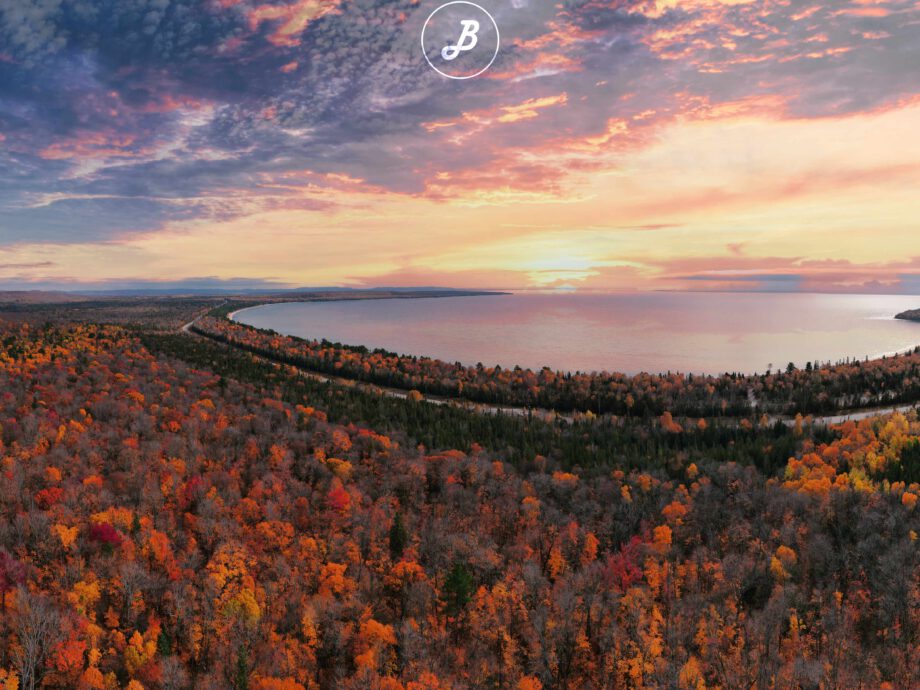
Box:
[422,93,569,135]
[247,0,342,47]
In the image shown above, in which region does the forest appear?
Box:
[0,298,919,689]
[193,315,920,417]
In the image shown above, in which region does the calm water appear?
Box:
[234,293,920,375]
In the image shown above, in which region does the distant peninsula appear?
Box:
[895,308,920,322]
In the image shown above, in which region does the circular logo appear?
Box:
[421,1,500,80]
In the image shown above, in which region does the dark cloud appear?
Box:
[0,260,54,269]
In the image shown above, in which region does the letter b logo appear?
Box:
[422,2,500,80]
[441,20,480,61]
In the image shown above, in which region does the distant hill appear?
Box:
[0,290,86,304]
[896,309,920,322]
[35,286,504,298]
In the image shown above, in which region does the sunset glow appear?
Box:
[1,0,918,292]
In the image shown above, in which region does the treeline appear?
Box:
[1,320,920,689]
[0,297,224,331]
[194,315,920,417]
[143,330,808,476]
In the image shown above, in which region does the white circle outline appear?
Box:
[421,1,500,80]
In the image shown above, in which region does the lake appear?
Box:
[233,292,920,376]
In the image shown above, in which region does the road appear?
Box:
[799,404,919,426]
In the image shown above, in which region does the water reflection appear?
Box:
[236,292,920,375]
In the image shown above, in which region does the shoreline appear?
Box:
[226,306,250,322]
[182,294,920,425]
[224,297,920,380]
[185,321,920,427]
[227,289,508,324]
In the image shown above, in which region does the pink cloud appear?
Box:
[39,132,146,161]
[650,254,920,293]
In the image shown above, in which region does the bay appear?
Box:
[234,292,920,376]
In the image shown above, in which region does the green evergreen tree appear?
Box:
[389,512,409,560]
[442,561,474,617]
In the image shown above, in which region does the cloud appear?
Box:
[655,254,920,293]
[0,0,918,291]
[247,0,344,46]
[0,260,54,270]
[347,266,527,291]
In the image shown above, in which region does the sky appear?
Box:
[0,0,918,293]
